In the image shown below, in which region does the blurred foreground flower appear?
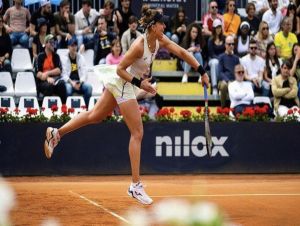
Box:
[41,218,61,226]
[0,178,15,226]
[122,199,233,226]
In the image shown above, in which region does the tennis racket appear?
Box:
[203,84,213,157]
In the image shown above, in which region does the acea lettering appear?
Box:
[155,130,229,157]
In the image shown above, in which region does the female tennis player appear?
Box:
[44,8,209,205]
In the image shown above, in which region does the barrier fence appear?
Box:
[0,122,299,176]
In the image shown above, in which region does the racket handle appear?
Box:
[203,84,208,100]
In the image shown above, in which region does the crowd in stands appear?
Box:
[0,0,300,119]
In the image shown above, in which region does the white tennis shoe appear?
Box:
[44,127,60,159]
[127,182,153,205]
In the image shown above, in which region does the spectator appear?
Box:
[30,0,55,37]
[278,0,290,15]
[202,1,223,37]
[228,64,254,115]
[0,15,12,74]
[80,16,115,65]
[262,0,283,35]
[215,0,226,14]
[3,0,31,48]
[274,16,298,60]
[115,0,134,37]
[286,3,300,38]
[289,43,300,96]
[75,0,99,47]
[242,2,260,35]
[241,39,265,95]
[54,0,75,48]
[61,37,92,106]
[262,42,283,96]
[180,23,204,83]
[99,0,119,36]
[248,0,269,19]
[106,39,124,65]
[272,60,299,117]
[218,35,240,107]
[207,18,226,95]
[32,18,48,62]
[223,0,241,37]
[121,15,141,55]
[254,21,274,58]
[0,0,9,16]
[36,34,66,103]
[236,21,251,57]
[170,6,188,44]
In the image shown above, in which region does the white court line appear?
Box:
[150,193,300,198]
[69,190,130,224]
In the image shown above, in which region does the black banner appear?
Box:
[0,122,299,176]
[131,0,198,22]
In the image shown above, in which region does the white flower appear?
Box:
[151,198,191,225]
[41,218,61,226]
[0,177,15,226]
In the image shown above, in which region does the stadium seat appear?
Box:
[86,69,104,96]
[14,72,37,97]
[18,96,39,116]
[11,48,33,73]
[81,49,94,68]
[253,96,272,107]
[56,48,69,62]
[66,96,86,116]
[0,72,14,96]
[88,96,100,110]
[42,96,63,118]
[0,96,16,112]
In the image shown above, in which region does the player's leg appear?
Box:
[119,99,153,205]
[44,89,117,158]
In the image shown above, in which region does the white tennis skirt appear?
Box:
[93,64,139,104]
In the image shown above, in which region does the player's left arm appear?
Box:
[159,35,209,86]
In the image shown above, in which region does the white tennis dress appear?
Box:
[93,34,159,104]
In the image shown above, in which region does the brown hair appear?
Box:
[139,8,159,30]
[111,39,122,56]
[59,0,70,8]
[0,15,7,36]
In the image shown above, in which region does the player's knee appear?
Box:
[131,127,143,141]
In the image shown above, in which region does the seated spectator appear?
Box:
[115,0,134,38]
[228,64,254,115]
[61,37,92,106]
[170,6,188,44]
[248,0,269,18]
[30,0,55,38]
[80,16,115,65]
[180,23,204,83]
[36,34,66,103]
[75,0,99,47]
[54,0,75,48]
[32,18,48,62]
[99,0,119,36]
[0,15,12,74]
[207,18,226,95]
[241,39,265,95]
[236,21,251,57]
[274,16,298,60]
[121,15,141,55]
[202,1,223,37]
[218,35,240,107]
[290,43,300,96]
[262,0,283,35]
[262,42,283,96]
[223,0,241,37]
[272,60,300,117]
[106,39,124,65]
[242,2,260,35]
[3,0,31,48]
[286,3,300,37]
[254,21,273,58]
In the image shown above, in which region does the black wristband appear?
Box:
[131,77,141,88]
[197,65,206,76]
